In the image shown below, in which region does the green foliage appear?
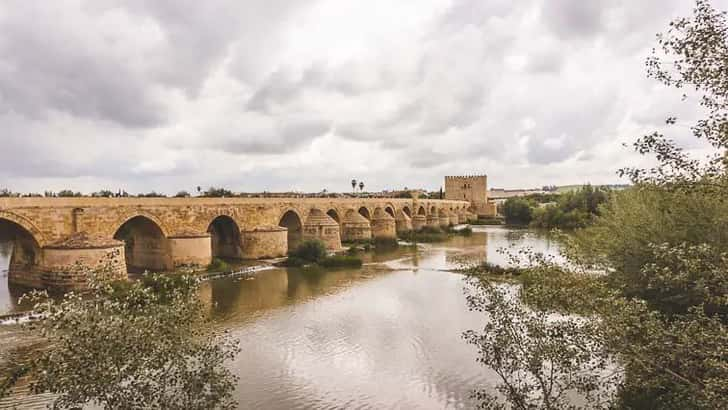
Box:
[137,191,167,198]
[318,255,363,268]
[203,187,234,197]
[289,239,328,263]
[463,277,614,409]
[207,258,231,273]
[469,216,504,225]
[501,198,533,225]
[57,190,83,197]
[529,185,610,230]
[400,227,449,243]
[11,272,239,409]
[175,191,191,198]
[91,190,114,197]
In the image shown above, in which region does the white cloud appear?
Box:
[0,0,724,194]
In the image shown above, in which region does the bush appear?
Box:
[207,258,230,272]
[276,256,307,267]
[373,237,399,249]
[502,198,533,225]
[400,228,448,243]
[319,255,363,268]
[289,240,328,263]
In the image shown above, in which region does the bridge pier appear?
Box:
[412,214,427,231]
[395,210,412,234]
[449,211,460,226]
[371,209,396,239]
[341,210,372,242]
[458,209,468,224]
[426,214,440,229]
[29,233,127,291]
[439,213,450,229]
[241,226,288,259]
[168,233,212,268]
[303,209,342,251]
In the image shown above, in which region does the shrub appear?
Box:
[289,240,327,263]
[373,237,399,249]
[319,255,363,268]
[207,258,230,272]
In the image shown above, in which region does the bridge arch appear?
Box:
[207,215,243,260]
[0,215,42,288]
[429,206,437,215]
[278,209,303,252]
[417,206,426,216]
[113,215,171,272]
[402,206,412,218]
[326,209,341,225]
[358,206,371,221]
[0,211,45,247]
[384,205,395,218]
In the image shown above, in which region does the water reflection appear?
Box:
[0,227,564,409]
[202,228,562,409]
[0,242,15,313]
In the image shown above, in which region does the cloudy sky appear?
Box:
[0,0,723,194]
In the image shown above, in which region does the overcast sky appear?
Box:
[0,0,724,194]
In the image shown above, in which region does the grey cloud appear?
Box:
[541,0,605,39]
[0,3,166,127]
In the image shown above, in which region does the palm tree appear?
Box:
[359,181,365,192]
[351,179,357,194]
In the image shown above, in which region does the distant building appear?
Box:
[444,175,497,217]
[488,188,546,205]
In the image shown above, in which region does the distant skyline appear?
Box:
[1,0,724,194]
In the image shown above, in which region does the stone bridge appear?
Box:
[0,197,472,290]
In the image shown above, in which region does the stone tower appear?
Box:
[444,175,496,217]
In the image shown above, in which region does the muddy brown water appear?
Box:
[0,227,562,409]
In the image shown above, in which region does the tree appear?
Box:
[466,2,728,408]
[502,198,533,225]
[175,190,191,198]
[351,179,357,194]
[358,181,364,192]
[203,187,234,198]
[4,263,240,409]
[57,190,82,197]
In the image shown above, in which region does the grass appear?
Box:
[207,258,231,272]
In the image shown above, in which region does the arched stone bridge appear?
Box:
[0,197,472,290]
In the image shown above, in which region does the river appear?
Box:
[0,226,562,409]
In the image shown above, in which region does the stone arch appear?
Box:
[0,210,45,247]
[430,206,437,215]
[384,205,395,218]
[358,206,371,221]
[326,209,341,225]
[0,215,42,288]
[402,206,412,218]
[111,211,170,239]
[278,209,303,252]
[417,206,426,216]
[113,215,171,272]
[207,215,243,259]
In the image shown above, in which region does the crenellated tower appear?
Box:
[444,175,496,217]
